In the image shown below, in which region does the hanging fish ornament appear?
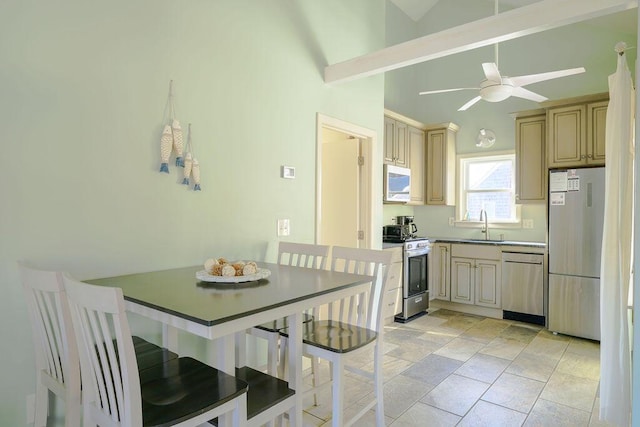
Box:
[159,124,173,173]
[192,158,201,191]
[172,119,185,167]
[182,152,193,185]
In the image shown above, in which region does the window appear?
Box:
[457,152,518,223]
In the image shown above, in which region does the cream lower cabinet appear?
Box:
[383,246,403,324]
[450,244,501,308]
[429,242,451,300]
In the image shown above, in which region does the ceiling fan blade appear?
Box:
[482,63,502,82]
[419,87,478,95]
[458,96,482,111]
[510,67,586,87]
[511,86,548,102]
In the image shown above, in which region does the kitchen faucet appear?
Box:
[479,209,490,240]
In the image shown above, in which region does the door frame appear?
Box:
[316,113,375,249]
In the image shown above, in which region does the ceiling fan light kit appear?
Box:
[479,78,514,102]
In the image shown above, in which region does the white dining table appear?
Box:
[86,262,373,426]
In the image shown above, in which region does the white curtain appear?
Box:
[600,43,635,427]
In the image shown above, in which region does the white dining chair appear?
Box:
[62,274,249,427]
[248,242,329,378]
[19,262,81,427]
[20,262,182,426]
[279,246,392,426]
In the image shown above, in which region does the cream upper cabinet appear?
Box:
[515,113,546,204]
[430,242,451,301]
[587,100,608,165]
[408,125,426,205]
[383,116,409,167]
[426,123,458,206]
[547,99,607,168]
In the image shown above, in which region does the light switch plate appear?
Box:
[523,219,534,229]
[277,219,290,236]
[448,217,454,226]
[281,166,295,179]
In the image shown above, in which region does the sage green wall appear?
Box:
[384,1,420,117]
[0,1,385,424]
[383,0,637,242]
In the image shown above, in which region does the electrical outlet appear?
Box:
[26,394,35,424]
[448,217,454,226]
[523,219,534,229]
[277,219,290,236]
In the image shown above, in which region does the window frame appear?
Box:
[455,151,521,227]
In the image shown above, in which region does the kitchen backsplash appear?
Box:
[383,204,546,243]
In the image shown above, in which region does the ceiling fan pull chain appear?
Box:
[494,0,499,71]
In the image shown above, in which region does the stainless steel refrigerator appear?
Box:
[548,167,604,341]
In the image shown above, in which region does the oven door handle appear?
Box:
[405,250,430,258]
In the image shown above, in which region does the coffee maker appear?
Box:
[396,216,418,236]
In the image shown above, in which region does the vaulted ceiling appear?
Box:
[364,0,638,149]
[390,0,637,32]
[325,0,638,84]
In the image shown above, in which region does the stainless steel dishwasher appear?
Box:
[501,251,544,325]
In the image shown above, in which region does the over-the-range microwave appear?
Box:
[383,164,411,203]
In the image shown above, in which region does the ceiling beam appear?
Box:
[324,0,638,84]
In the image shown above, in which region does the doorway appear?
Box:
[316,114,375,249]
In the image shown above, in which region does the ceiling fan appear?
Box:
[418,0,586,111]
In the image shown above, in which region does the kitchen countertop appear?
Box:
[382,242,404,249]
[383,238,546,249]
[430,237,546,248]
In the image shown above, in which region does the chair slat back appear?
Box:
[277,242,329,270]
[329,247,392,332]
[63,274,142,427]
[19,262,80,398]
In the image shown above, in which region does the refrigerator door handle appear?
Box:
[587,182,592,207]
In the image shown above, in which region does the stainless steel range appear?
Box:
[384,234,431,322]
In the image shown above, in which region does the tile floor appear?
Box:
[300,308,610,427]
[43,307,609,427]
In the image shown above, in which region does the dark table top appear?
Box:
[85,263,373,327]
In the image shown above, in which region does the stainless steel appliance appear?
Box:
[548,167,604,340]
[396,216,418,235]
[383,221,430,322]
[502,251,544,325]
[393,238,430,322]
[383,224,414,242]
[383,165,411,203]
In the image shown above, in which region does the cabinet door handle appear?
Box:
[581,154,586,159]
[587,154,593,158]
